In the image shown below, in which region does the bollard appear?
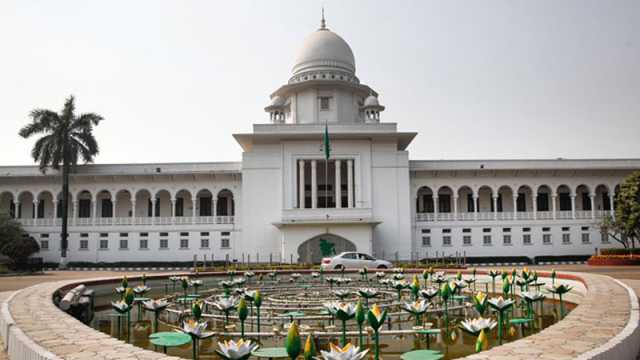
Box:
[270,253,273,266]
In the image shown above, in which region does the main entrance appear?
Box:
[297,233,356,264]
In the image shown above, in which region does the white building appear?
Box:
[1,18,638,265]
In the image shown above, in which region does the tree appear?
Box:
[600,171,640,249]
[0,215,24,252]
[19,96,103,265]
[0,215,39,265]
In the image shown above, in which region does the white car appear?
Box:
[320,252,392,270]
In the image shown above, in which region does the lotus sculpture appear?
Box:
[216,339,259,360]
[366,304,387,360]
[318,343,369,360]
[180,319,214,360]
[401,299,430,326]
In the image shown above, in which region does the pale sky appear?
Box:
[1,0,639,166]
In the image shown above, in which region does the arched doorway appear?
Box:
[297,234,356,264]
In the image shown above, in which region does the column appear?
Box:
[131,201,136,223]
[73,200,78,225]
[492,195,498,220]
[112,197,116,220]
[433,196,439,219]
[335,159,342,208]
[417,194,424,213]
[347,159,354,208]
[609,194,615,219]
[53,200,58,219]
[590,195,595,220]
[213,199,218,217]
[311,160,318,209]
[298,160,305,209]
[474,195,479,220]
[570,194,576,219]
[192,199,197,223]
[12,200,18,219]
[533,194,538,220]
[170,198,176,221]
[453,195,458,220]
[32,200,38,218]
[93,198,99,224]
[151,198,157,225]
[552,195,557,220]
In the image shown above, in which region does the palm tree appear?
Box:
[19,95,103,266]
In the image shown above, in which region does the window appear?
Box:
[80,233,89,238]
[175,197,184,217]
[483,228,491,233]
[442,236,451,246]
[523,227,531,232]
[463,236,472,246]
[140,232,148,237]
[119,233,128,237]
[561,227,570,232]
[221,231,230,236]
[503,228,511,233]
[442,228,451,234]
[516,193,526,212]
[201,238,210,248]
[320,97,330,110]
[466,194,475,212]
[542,227,550,232]
[160,232,169,237]
[180,238,189,249]
[559,193,571,211]
[462,228,471,233]
[581,226,589,231]
[543,234,552,244]
[581,193,591,210]
[180,232,189,237]
[160,239,169,249]
[200,196,213,216]
[99,239,109,249]
[537,193,550,211]
[562,233,571,244]
[483,235,492,245]
[40,233,49,238]
[100,233,108,238]
[101,199,113,218]
[601,229,610,244]
[421,229,431,234]
[523,234,531,245]
[438,195,451,213]
[40,240,49,250]
[119,239,128,249]
[200,232,210,236]
[79,199,91,218]
[139,238,148,249]
[422,236,431,247]
[80,239,88,250]
[221,238,230,248]
[581,233,590,244]
[503,235,512,245]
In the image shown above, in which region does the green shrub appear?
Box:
[600,248,640,255]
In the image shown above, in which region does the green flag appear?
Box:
[323,123,331,160]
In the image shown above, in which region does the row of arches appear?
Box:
[416,184,618,214]
[0,188,235,219]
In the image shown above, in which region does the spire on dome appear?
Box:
[320,7,328,30]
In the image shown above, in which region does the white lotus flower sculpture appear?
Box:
[319,343,369,360]
[142,299,169,311]
[180,319,214,338]
[375,272,385,278]
[216,339,259,360]
[459,317,497,336]
[133,285,151,295]
[521,291,545,302]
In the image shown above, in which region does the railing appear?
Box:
[415,210,610,222]
[16,215,235,227]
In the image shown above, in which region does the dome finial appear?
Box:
[320,6,327,30]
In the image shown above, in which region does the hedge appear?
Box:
[600,248,640,255]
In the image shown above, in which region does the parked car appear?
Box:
[320,252,392,270]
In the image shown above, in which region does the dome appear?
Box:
[270,96,286,107]
[364,95,380,107]
[292,28,356,76]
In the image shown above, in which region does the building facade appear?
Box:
[1,19,638,265]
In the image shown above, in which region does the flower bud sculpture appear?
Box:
[304,334,317,360]
[286,322,302,360]
[367,304,387,360]
[254,290,263,335]
[237,298,249,338]
[547,284,572,319]
[410,275,421,300]
[472,292,488,317]
[355,300,366,345]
